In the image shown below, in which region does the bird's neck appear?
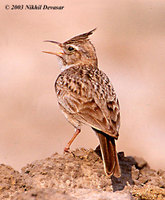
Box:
[60,64,76,72]
[59,59,98,72]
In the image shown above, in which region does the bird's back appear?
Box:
[55,65,120,139]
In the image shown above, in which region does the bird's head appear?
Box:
[43,28,98,71]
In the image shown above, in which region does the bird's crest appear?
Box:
[64,28,96,44]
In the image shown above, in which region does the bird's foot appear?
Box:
[64,146,70,153]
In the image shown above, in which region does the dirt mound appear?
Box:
[0,149,165,199]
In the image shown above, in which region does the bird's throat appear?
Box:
[60,64,75,72]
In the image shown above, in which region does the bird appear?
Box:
[43,28,121,178]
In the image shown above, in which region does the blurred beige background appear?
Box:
[0,0,165,171]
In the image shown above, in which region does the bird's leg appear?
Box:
[64,129,81,152]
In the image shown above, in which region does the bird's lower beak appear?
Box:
[43,40,64,58]
[42,51,63,57]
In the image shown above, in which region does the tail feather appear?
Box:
[92,128,121,178]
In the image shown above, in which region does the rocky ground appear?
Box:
[0,148,165,200]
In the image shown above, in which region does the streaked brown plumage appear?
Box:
[43,29,121,177]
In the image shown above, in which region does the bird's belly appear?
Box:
[58,101,82,129]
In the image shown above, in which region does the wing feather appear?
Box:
[55,65,120,138]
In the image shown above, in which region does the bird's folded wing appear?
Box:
[58,89,120,138]
[55,66,120,138]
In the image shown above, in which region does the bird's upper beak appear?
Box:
[43,40,64,58]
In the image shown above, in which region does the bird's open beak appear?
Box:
[43,40,64,58]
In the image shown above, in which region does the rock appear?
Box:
[132,185,165,200]
[11,189,76,200]
[0,164,31,199]
[134,156,148,169]
[0,149,164,200]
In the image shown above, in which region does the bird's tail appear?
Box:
[92,128,121,178]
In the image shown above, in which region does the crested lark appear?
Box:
[43,29,121,177]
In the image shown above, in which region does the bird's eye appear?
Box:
[67,46,74,51]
